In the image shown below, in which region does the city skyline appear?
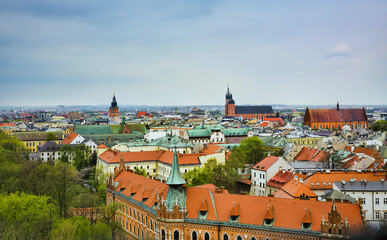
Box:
[1,0,387,106]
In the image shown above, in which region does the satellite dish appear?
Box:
[317,196,322,201]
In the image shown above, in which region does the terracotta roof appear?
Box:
[226,136,247,144]
[252,156,279,171]
[295,147,328,162]
[260,122,270,127]
[114,170,169,208]
[263,117,283,124]
[267,170,294,188]
[306,108,367,123]
[303,171,386,190]
[200,144,221,154]
[97,144,109,148]
[274,178,317,199]
[99,149,201,166]
[62,132,79,144]
[302,209,312,224]
[209,193,364,233]
[0,123,16,127]
[112,168,364,234]
[345,146,375,157]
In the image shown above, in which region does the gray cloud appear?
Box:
[324,43,353,58]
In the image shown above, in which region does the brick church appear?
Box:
[304,103,369,130]
[225,87,274,120]
[107,148,364,240]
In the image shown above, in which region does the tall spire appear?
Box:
[336,101,340,111]
[166,147,186,185]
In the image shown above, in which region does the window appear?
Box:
[376,198,380,205]
[384,198,387,205]
[223,234,229,240]
[162,229,166,240]
[384,212,387,220]
[192,231,197,240]
[376,212,380,219]
[361,198,365,205]
[236,236,242,240]
[174,230,179,240]
[205,233,210,240]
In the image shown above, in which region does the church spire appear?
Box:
[337,101,340,111]
[166,147,186,185]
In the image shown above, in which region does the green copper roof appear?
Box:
[165,186,186,211]
[222,128,249,136]
[187,129,211,137]
[166,148,186,185]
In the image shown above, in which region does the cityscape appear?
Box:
[1,1,387,240]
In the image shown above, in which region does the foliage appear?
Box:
[134,167,148,177]
[59,144,91,171]
[184,158,239,192]
[90,151,97,166]
[0,192,58,240]
[51,216,112,240]
[229,136,266,165]
[59,145,73,163]
[371,120,387,132]
[53,163,77,217]
[46,132,57,142]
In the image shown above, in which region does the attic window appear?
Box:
[230,215,238,222]
[264,218,274,225]
[142,198,148,202]
[302,222,311,230]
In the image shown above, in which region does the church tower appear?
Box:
[109,93,120,122]
[158,146,187,220]
[225,85,235,116]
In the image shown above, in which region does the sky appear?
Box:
[0,0,386,106]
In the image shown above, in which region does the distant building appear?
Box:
[304,103,368,130]
[225,86,273,120]
[109,93,120,122]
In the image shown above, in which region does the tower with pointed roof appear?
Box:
[159,146,187,219]
[109,93,120,122]
[225,85,235,117]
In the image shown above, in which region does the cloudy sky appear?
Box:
[1,0,386,106]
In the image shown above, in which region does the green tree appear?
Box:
[134,167,148,177]
[52,163,77,217]
[371,120,387,132]
[229,136,266,165]
[0,192,58,240]
[50,216,112,240]
[73,145,91,171]
[46,132,57,142]
[59,145,73,163]
[90,151,98,166]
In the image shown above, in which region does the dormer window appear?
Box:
[263,205,274,227]
[198,198,209,220]
[301,208,312,230]
[229,202,240,223]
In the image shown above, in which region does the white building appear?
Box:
[333,180,387,222]
[251,156,293,196]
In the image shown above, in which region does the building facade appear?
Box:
[304,103,369,130]
[225,87,274,120]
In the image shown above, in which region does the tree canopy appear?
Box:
[371,120,387,132]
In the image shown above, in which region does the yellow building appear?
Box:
[286,134,323,147]
[12,131,64,153]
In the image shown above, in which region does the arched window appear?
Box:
[174,230,180,240]
[162,229,166,240]
[192,231,197,240]
[204,232,210,240]
[223,234,229,240]
[237,236,242,240]
[251,237,257,240]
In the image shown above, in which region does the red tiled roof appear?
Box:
[97,144,109,149]
[209,193,364,233]
[274,178,317,199]
[267,170,294,188]
[226,136,247,144]
[200,144,221,154]
[0,123,16,127]
[306,108,367,123]
[263,117,283,124]
[252,156,279,171]
[295,147,328,162]
[345,146,375,157]
[260,122,270,127]
[62,132,79,144]
[303,171,386,190]
[99,149,201,166]
[114,170,169,208]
